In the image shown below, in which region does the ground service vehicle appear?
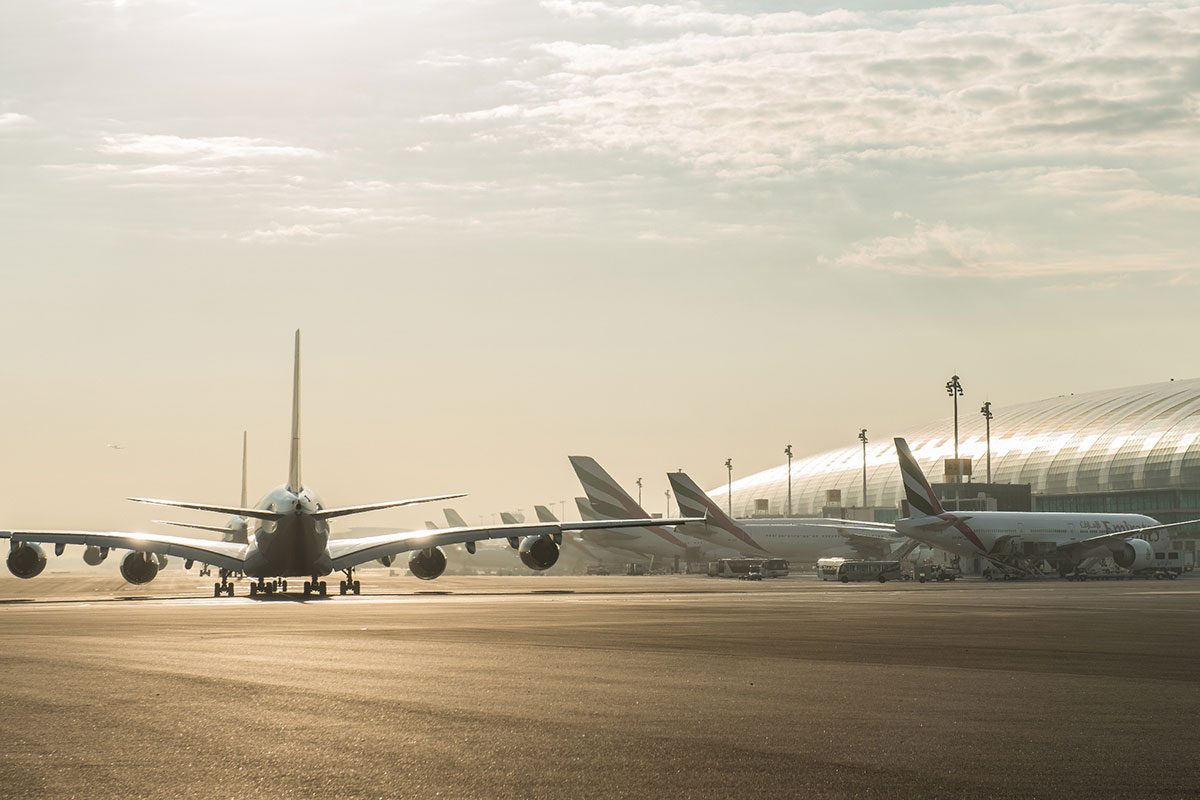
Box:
[818,558,903,583]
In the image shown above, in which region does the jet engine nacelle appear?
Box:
[518,535,560,571]
[408,547,447,581]
[119,552,160,585]
[83,546,108,566]
[1113,538,1155,571]
[377,555,395,567]
[7,543,47,579]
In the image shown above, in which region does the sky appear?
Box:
[1,0,1198,533]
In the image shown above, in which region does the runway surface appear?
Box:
[1,572,1198,799]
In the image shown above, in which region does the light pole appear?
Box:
[946,374,964,463]
[664,490,671,518]
[636,477,643,507]
[980,401,993,483]
[724,458,733,516]
[858,429,868,507]
[784,444,793,517]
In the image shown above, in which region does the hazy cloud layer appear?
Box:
[3,0,1198,275]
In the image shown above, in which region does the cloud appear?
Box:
[831,220,1023,277]
[98,134,320,161]
[0,112,33,130]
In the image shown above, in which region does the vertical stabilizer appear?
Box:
[894,438,944,517]
[288,330,302,493]
[240,431,248,508]
[444,509,469,528]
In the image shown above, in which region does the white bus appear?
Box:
[817,558,903,583]
[708,558,790,578]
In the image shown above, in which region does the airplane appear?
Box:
[569,456,740,564]
[893,437,1200,576]
[156,431,253,546]
[667,471,902,563]
[1,332,701,597]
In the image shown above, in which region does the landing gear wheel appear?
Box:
[338,580,347,596]
[281,580,288,592]
[318,581,327,597]
[226,584,234,597]
[303,581,312,595]
[265,583,275,595]
[213,583,222,597]
[877,575,887,583]
[352,580,361,595]
[249,583,258,597]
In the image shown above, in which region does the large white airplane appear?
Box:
[0,332,699,597]
[667,471,902,562]
[893,437,1199,575]
[569,456,740,563]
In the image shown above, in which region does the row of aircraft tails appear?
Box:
[4,331,1197,593]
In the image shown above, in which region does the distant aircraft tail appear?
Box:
[500,511,521,525]
[288,330,302,494]
[569,456,648,519]
[894,438,944,518]
[574,497,598,521]
[444,509,468,528]
[668,471,767,554]
[534,505,558,523]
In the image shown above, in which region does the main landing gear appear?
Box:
[338,569,361,596]
[247,578,289,597]
[213,569,235,597]
[302,577,328,597]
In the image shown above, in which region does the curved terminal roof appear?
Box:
[717,378,1200,516]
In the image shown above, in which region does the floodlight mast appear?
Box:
[981,401,994,483]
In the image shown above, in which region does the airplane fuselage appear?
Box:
[895,511,1159,561]
[241,486,333,578]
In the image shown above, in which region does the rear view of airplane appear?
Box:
[2,332,700,597]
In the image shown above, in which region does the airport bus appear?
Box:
[817,558,903,583]
[708,558,791,578]
[762,558,790,578]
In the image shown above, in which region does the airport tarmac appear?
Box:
[1,572,1197,799]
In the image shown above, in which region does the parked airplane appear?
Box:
[893,437,1199,575]
[570,456,739,563]
[667,471,901,562]
[1,332,699,596]
[156,430,253,546]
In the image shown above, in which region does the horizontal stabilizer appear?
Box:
[155,520,236,535]
[311,493,468,520]
[129,497,283,521]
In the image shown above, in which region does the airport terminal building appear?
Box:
[717,378,1200,553]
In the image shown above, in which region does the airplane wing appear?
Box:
[1056,518,1200,557]
[327,517,702,569]
[836,529,902,560]
[0,529,248,570]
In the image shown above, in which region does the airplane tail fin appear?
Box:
[574,497,597,521]
[668,471,730,526]
[568,456,647,519]
[240,431,249,508]
[500,511,521,525]
[444,509,468,528]
[534,505,558,523]
[894,438,944,517]
[288,330,302,494]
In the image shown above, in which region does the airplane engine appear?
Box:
[1113,538,1155,571]
[408,547,447,580]
[83,546,108,566]
[7,543,47,579]
[377,555,395,567]
[156,554,168,570]
[518,535,560,571]
[119,552,160,585]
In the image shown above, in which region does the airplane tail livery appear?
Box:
[667,472,768,554]
[894,438,945,518]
